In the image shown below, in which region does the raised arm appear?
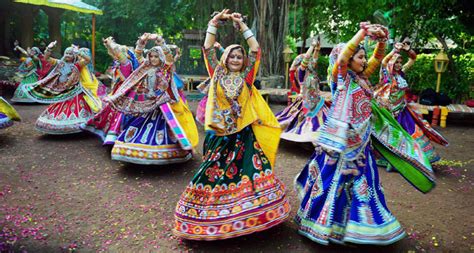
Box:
[204,9,231,50]
[362,24,388,77]
[331,29,367,80]
[135,33,150,63]
[232,13,258,52]
[402,48,417,73]
[103,37,129,65]
[44,41,58,64]
[300,38,320,71]
[14,45,29,56]
[363,40,386,77]
[382,42,402,67]
[173,47,181,63]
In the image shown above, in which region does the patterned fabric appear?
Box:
[0,113,14,129]
[111,109,192,165]
[0,97,20,129]
[295,145,405,245]
[396,106,440,162]
[296,40,435,246]
[174,45,288,241]
[276,96,329,143]
[375,61,448,156]
[81,104,128,145]
[105,46,196,165]
[195,95,208,125]
[36,54,56,80]
[276,65,328,143]
[22,61,82,104]
[35,93,94,134]
[81,60,135,145]
[0,97,21,121]
[174,126,290,240]
[12,73,38,103]
[105,63,176,115]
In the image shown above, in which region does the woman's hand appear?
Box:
[47,40,57,49]
[402,38,411,51]
[139,33,150,42]
[394,42,403,51]
[211,9,231,24]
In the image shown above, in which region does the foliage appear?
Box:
[405,53,474,101]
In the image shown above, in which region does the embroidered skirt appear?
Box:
[275,96,327,143]
[295,145,405,245]
[0,113,14,129]
[174,126,290,240]
[111,109,192,165]
[35,93,94,134]
[11,74,38,103]
[81,104,135,145]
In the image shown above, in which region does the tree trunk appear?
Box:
[254,0,289,76]
[44,7,64,56]
[0,9,9,56]
[18,5,37,49]
[300,0,309,54]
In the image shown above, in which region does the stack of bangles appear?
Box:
[301,57,310,68]
[242,29,254,40]
[408,50,417,60]
[207,21,254,40]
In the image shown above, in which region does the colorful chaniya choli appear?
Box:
[12,57,39,103]
[12,53,57,103]
[375,60,448,165]
[0,97,21,129]
[195,47,224,126]
[195,78,210,126]
[276,65,329,143]
[174,46,290,241]
[22,59,103,134]
[81,58,136,145]
[295,43,436,246]
[106,57,198,165]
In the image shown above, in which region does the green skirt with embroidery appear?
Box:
[174,126,290,240]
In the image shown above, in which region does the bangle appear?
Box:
[408,50,417,60]
[242,29,254,40]
[301,57,309,68]
[207,25,217,35]
[208,19,219,27]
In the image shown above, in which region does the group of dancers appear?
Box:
[0,9,449,246]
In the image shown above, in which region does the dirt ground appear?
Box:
[0,97,473,253]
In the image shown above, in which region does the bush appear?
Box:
[405,53,474,103]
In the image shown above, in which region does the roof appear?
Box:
[14,0,103,15]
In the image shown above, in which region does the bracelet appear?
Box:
[301,57,309,68]
[242,29,254,40]
[408,50,417,60]
[208,18,221,28]
[207,25,217,35]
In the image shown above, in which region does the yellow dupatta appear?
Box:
[79,67,103,113]
[204,46,281,167]
[0,97,21,121]
[169,98,199,148]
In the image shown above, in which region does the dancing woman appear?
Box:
[275,38,329,143]
[22,46,102,134]
[174,9,290,240]
[295,23,436,245]
[375,40,448,166]
[106,33,197,165]
[81,37,139,144]
[12,41,57,102]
